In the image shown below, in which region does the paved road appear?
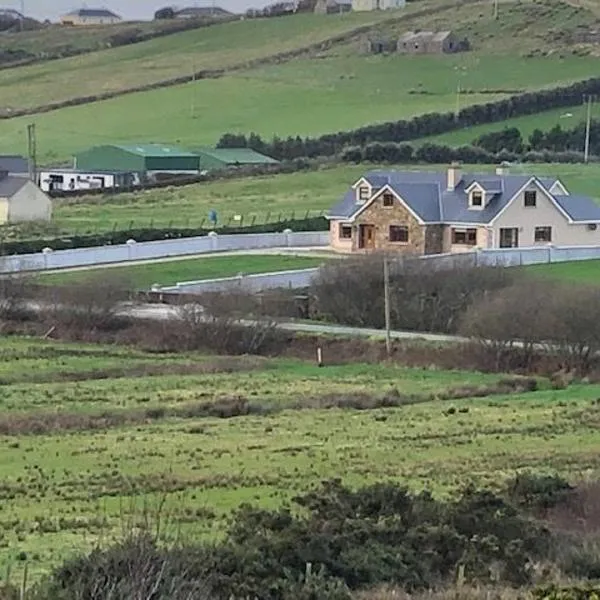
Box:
[122,302,466,344]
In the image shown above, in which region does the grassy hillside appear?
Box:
[0,335,597,579]
[1,1,600,164]
[0,12,392,112]
[31,162,598,236]
[0,18,229,66]
[2,53,598,165]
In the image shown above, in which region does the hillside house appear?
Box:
[0,171,52,223]
[60,8,122,26]
[174,6,233,18]
[327,164,600,254]
[352,0,404,11]
[314,0,351,14]
[397,31,468,54]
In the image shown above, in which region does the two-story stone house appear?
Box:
[327,164,600,254]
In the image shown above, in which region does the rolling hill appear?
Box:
[1,0,600,165]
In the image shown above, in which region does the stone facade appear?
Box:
[352,192,424,254]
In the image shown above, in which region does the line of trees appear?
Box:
[472,121,600,155]
[217,76,600,160]
[339,141,587,165]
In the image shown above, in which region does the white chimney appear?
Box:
[447,162,461,190]
[495,162,510,176]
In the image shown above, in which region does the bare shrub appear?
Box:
[0,274,33,321]
[461,280,600,373]
[175,302,287,355]
[312,254,514,333]
[550,285,600,372]
[459,280,560,371]
[39,274,131,333]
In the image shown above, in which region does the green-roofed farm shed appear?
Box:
[193,147,279,171]
[74,144,200,174]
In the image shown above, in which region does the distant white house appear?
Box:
[38,169,140,193]
[60,8,122,26]
[352,0,405,10]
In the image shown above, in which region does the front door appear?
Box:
[359,224,375,250]
[499,227,519,249]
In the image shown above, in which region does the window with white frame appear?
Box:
[470,191,483,208]
[358,186,370,201]
[451,228,477,245]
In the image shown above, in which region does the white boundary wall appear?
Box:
[0,231,329,274]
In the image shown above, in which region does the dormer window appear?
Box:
[471,191,483,208]
[358,186,370,202]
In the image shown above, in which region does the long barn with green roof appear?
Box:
[73,144,200,176]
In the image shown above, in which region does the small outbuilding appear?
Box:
[0,172,52,223]
[314,0,352,14]
[364,36,398,53]
[73,144,200,178]
[192,147,280,171]
[397,30,468,54]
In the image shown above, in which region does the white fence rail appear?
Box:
[0,231,329,274]
[159,268,320,294]
[420,244,600,268]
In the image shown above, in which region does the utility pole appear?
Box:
[383,253,391,357]
[454,81,461,121]
[584,94,593,164]
[190,65,196,119]
[27,123,36,183]
[493,0,498,20]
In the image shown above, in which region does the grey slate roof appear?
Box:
[328,169,600,224]
[553,195,600,222]
[0,174,28,198]
[0,155,28,175]
[176,6,232,16]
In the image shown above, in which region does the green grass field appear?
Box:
[0,12,390,112]
[0,335,598,579]
[41,163,600,236]
[1,0,599,164]
[421,102,599,147]
[0,19,220,64]
[2,53,596,166]
[38,254,326,288]
[526,259,600,283]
